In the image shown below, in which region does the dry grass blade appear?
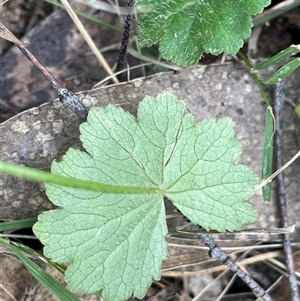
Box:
[0,22,22,44]
[162,251,282,277]
[254,276,284,301]
[175,225,295,238]
[128,47,182,71]
[0,282,18,301]
[265,257,300,282]
[74,0,127,14]
[92,62,152,89]
[60,0,119,83]
[255,149,300,190]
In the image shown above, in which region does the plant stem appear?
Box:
[0,161,163,195]
[238,51,271,106]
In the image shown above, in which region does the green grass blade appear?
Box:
[262,106,274,201]
[253,1,300,27]
[254,45,300,70]
[262,58,300,84]
[0,217,38,232]
[9,243,81,301]
[0,237,68,274]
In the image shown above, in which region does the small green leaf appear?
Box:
[34,92,259,301]
[262,58,300,84]
[262,106,274,201]
[137,0,271,66]
[254,44,300,70]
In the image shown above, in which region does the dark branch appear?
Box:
[180,219,275,301]
[200,232,274,301]
[274,82,300,301]
[116,0,134,80]
[0,22,88,120]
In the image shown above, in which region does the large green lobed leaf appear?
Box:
[34,92,259,301]
[137,0,271,66]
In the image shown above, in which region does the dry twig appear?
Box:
[116,0,135,80]
[274,82,300,301]
[60,0,119,83]
[0,22,88,119]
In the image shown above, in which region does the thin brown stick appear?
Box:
[0,22,61,89]
[0,22,88,119]
[255,149,300,190]
[274,82,300,301]
[60,0,119,84]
